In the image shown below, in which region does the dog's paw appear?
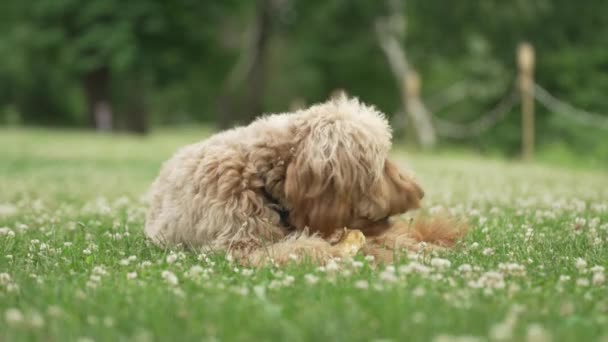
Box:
[333,229,366,257]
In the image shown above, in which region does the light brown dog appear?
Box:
[144,96,465,265]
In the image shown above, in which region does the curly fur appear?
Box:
[144,96,459,265]
[363,215,469,263]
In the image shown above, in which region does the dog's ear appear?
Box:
[284,148,355,236]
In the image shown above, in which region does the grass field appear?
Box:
[1,128,608,342]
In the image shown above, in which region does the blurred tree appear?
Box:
[0,0,240,133]
[0,0,606,160]
[218,0,277,128]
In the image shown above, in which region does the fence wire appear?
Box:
[425,81,469,113]
[402,79,608,140]
[430,86,520,139]
[532,83,608,130]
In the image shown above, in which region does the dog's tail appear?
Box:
[363,214,469,263]
[407,214,469,248]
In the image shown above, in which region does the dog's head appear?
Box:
[351,159,424,235]
[283,96,423,236]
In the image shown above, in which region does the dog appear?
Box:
[144,96,464,265]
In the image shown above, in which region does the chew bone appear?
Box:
[333,229,366,257]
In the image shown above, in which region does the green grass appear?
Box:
[1,127,608,342]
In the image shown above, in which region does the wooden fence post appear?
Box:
[403,70,437,148]
[518,42,535,161]
[405,71,421,102]
[402,71,419,145]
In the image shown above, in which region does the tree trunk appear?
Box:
[126,92,149,135]
[375,0,436,148]
[217,0,274,128]
[126,77,149,135]
[83,66,113,131]
[242,0,272,123]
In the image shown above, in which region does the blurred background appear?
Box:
[1,0,607,165]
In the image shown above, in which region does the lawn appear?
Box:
[1,128,607,342]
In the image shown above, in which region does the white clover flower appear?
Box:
[490,322,514,341]
[282,275,295,286]
[482,248,494,256]
[185,265,205,278]
[92,266,108,276]
[431,258,452,271]
[0,227,15,237]
[592,272,605,286]
[433,334,482,342]
[373,283,385,292]
[399,262,432,275]
[351,260,364,268]
[458,264,473,273]
[576,278,589,287]
[47,306,62,317]
[0,273,11,284]
[161,271,179,286]
[326,260,340,271]
[268,280,282,289]
[0,204,17,216]
[103,316,115,328]
[127,272,137,280]
[575,258,587,271]
[304,274,319,285]
[253,285,266,299]
[166,253,178,264]
[29,312,45,328]
[233,286,249,296]
[379,268,397,283]
[354,280,369,289]
[224,254,233,263]
[412,286,426,297]
[82,248,92,255]
[140,261,152,268]
[469,271,505,290]
[4,308,24,325]
[498,263,526,277]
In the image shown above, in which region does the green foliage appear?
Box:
[0,0,607,157]
[0,0,240,126]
